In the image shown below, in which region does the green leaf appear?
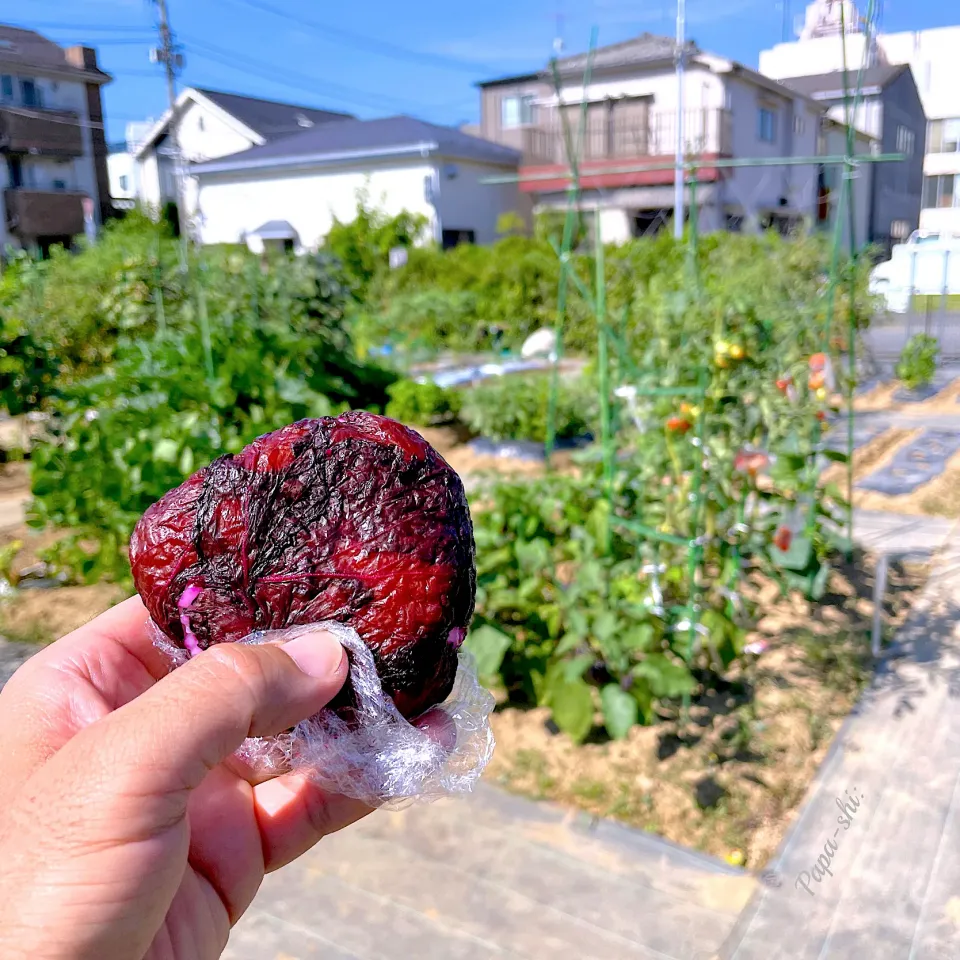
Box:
[555,632,583,657]
[809,561,831,601]
[770,533,813,571]
[600,684,638,740]
[621,624,655,653]
[544,672,594,744]
[821,449,849,463]
[634,654,696,698]
[178,445,194,476]
[153,438,178,463]
[464,625,511,680]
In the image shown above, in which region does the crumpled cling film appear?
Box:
[150,619,496,808]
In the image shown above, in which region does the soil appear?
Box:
[485,554,927,869]
[417,426,579,479]
[853,372,960,414]
[0,584,128,645]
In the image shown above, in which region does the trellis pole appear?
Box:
[544,28,598,464]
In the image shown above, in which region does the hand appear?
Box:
[0,596,367,960]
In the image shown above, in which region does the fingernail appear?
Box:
[282,631,345,679]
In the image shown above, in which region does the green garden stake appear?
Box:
[545,28,598,465]
[154,234,167,336]
[195,263,215,383]
[594,208,615,532]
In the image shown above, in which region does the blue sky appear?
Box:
[10,0,959,142]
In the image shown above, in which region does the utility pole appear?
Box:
[782,0,791,42]
[674,0,686,240]
[150,0,188,240]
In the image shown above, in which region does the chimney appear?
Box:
[64,45,100,72]
[65,45,114,227]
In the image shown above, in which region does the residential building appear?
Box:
[760,1,959,238]
[818,116,875,251]
[0,25,111,255]
[107,119,154,209]
[191,115,523,251]
[132,87,354,221]
[476,33,826,242]
[777,65,925,252]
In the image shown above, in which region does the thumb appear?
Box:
[22,631,348,832]
[0,632,347,960]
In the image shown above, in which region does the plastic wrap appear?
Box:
[151,619,496,808]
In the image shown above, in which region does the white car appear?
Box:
[870,232,960,313]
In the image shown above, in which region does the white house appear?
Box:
[131,87,354,221]
[477,33,825,241]
[760,0,960,239]
[107,119,154,208]
[0,25,111,255]
[191,115,523,251]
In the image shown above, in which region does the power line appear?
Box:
[179,35,426,114]
[225,0,494,75]
[6,21,153,33]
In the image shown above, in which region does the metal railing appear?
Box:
[520,107,732,165]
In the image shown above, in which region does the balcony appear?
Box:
[517,107,733,193]
[0,106,84,158]
[4,188,85,239]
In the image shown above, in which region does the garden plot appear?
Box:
[487,554,926,869]
[858,429,960,496]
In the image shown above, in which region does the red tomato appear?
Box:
[773,526,793,552]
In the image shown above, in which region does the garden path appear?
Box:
[717,522,960,959]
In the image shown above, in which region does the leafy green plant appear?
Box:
[323,186,428,298]
[384,378,461,426]
[0,318,58,415]
[459,374,596,443]
[28,250,394,584]
[896,333,939,390]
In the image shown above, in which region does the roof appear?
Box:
[192,115,521,174]
[478,33,697,86]
[134,86,355,159]
[778,64,910,100]
[556,33,696,74]
[192,89,353,140]
[0,25,110,82]
[475,32,813,107]
[250,220,298,239]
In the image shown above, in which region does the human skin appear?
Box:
[0,595,370,960]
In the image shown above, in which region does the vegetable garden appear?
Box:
[0,14,924,858]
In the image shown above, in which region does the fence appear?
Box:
[867,243,960,361]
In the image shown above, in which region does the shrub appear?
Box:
[323,186,429,298]
[28,250,395,584]
[385,379,461,426]
[896,333,939,390]
[459,374,595,443]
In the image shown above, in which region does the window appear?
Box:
[8,155,22,188]
[896,125,915,156]
[928,118,960,154]
[923,174,958,209]
[0,75,12,101]
[758,107,777,143]
[890,220,911,240]
[441,228,475,249]
[197,116,205,132]
[20,78,41,108]
[52,179,66,191]
[119,175,129,191]
[501,94,536,128]
[793,115,806,136]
